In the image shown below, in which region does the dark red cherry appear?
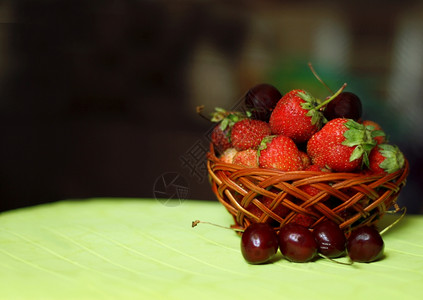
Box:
[313,220,346,258]
[278,223,317,262]
[323,91,362,121]
[347,226,384,263]
[244,83,282,121]
[241,223,279,264]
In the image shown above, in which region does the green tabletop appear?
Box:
[0,198,422,299]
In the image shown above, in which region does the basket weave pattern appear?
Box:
[207,144,409,232]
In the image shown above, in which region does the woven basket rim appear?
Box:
[207,143,410,232]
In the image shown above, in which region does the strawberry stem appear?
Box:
[314,83,348,111]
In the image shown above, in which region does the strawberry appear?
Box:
[231,119,271,151]
[368,144,405,175]
[361,120,386,144]
[211,125,232,153]
[304,164,330,172]
[299,151,311,169]
[209,108,245,153]
[219,148,238,164]
[291,213,316,228]
[247,193,290,223]
[233,149,259,168]
[307,118,378,172]
[299,165,330,197]
[258,135,303,171]
[269,85,346,143]
[299,184,320,197]
[269,89,321,143]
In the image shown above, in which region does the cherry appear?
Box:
[313,220,346,258]
[278,223,317,262]
[244,83,282,122]
[323,91,362,121]
[346,226,384,263]
[241,223,279,264]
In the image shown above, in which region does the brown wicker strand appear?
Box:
[207,144,409,233]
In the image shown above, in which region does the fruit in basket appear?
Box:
[246,193,290,223]
[291,213,316,228]
[269,84,346,144]
[210,108,246,153]
[269,89,322,143]
[313,220,346,258]
[233,149,259,168]
[231,119,271,151]
[362,120,386,144]
[240,223,279,264]
[368,144,405,175]
[219,148,238,164]
[323,91,362,121]
[307,118,379,172]
[278,223,318,262]
[299,151,311,169]
[346,226,384,262]
[298,181,321,197]
[307,63,362,122]
[243,83,282,121]
[211,125,232,153]
[258,135,303,171]
[304,164,330,172]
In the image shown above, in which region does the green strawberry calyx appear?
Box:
[210,107,247,132]
[257,135,277,158]
[342,119,385,167]
[378,144,405,173]
[298,83,347,129]
[298,91,323,126]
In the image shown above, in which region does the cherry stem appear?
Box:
[196,105,212,122]
[192,220,245,232]
[314,83,348,111]
[379,206,407,236]
[308,62,334,94]
[318,253,354,265]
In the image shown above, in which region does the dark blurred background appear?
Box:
[0,0,422,212]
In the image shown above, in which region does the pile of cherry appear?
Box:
[241,221,384,264]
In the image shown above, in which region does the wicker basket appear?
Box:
[207,144,409,233]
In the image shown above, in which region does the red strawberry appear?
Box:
[267,197,291,219]
[304,164,330,172]
[231,119,271,151]
[210,108,245,153]
[233,149,259,168]
[299,165,330,196]
[299,151,311,169]
[307,118,378,172]
[299,185,320,197]
[269,85,346,143]
[291,213,316,228]
[361,120,386,144]
[219,148,238,164]
[247,194,290,223]
[211,125,232,153]
[269,89,321,143]
[368,144,405,175]
[258,135,303,171]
